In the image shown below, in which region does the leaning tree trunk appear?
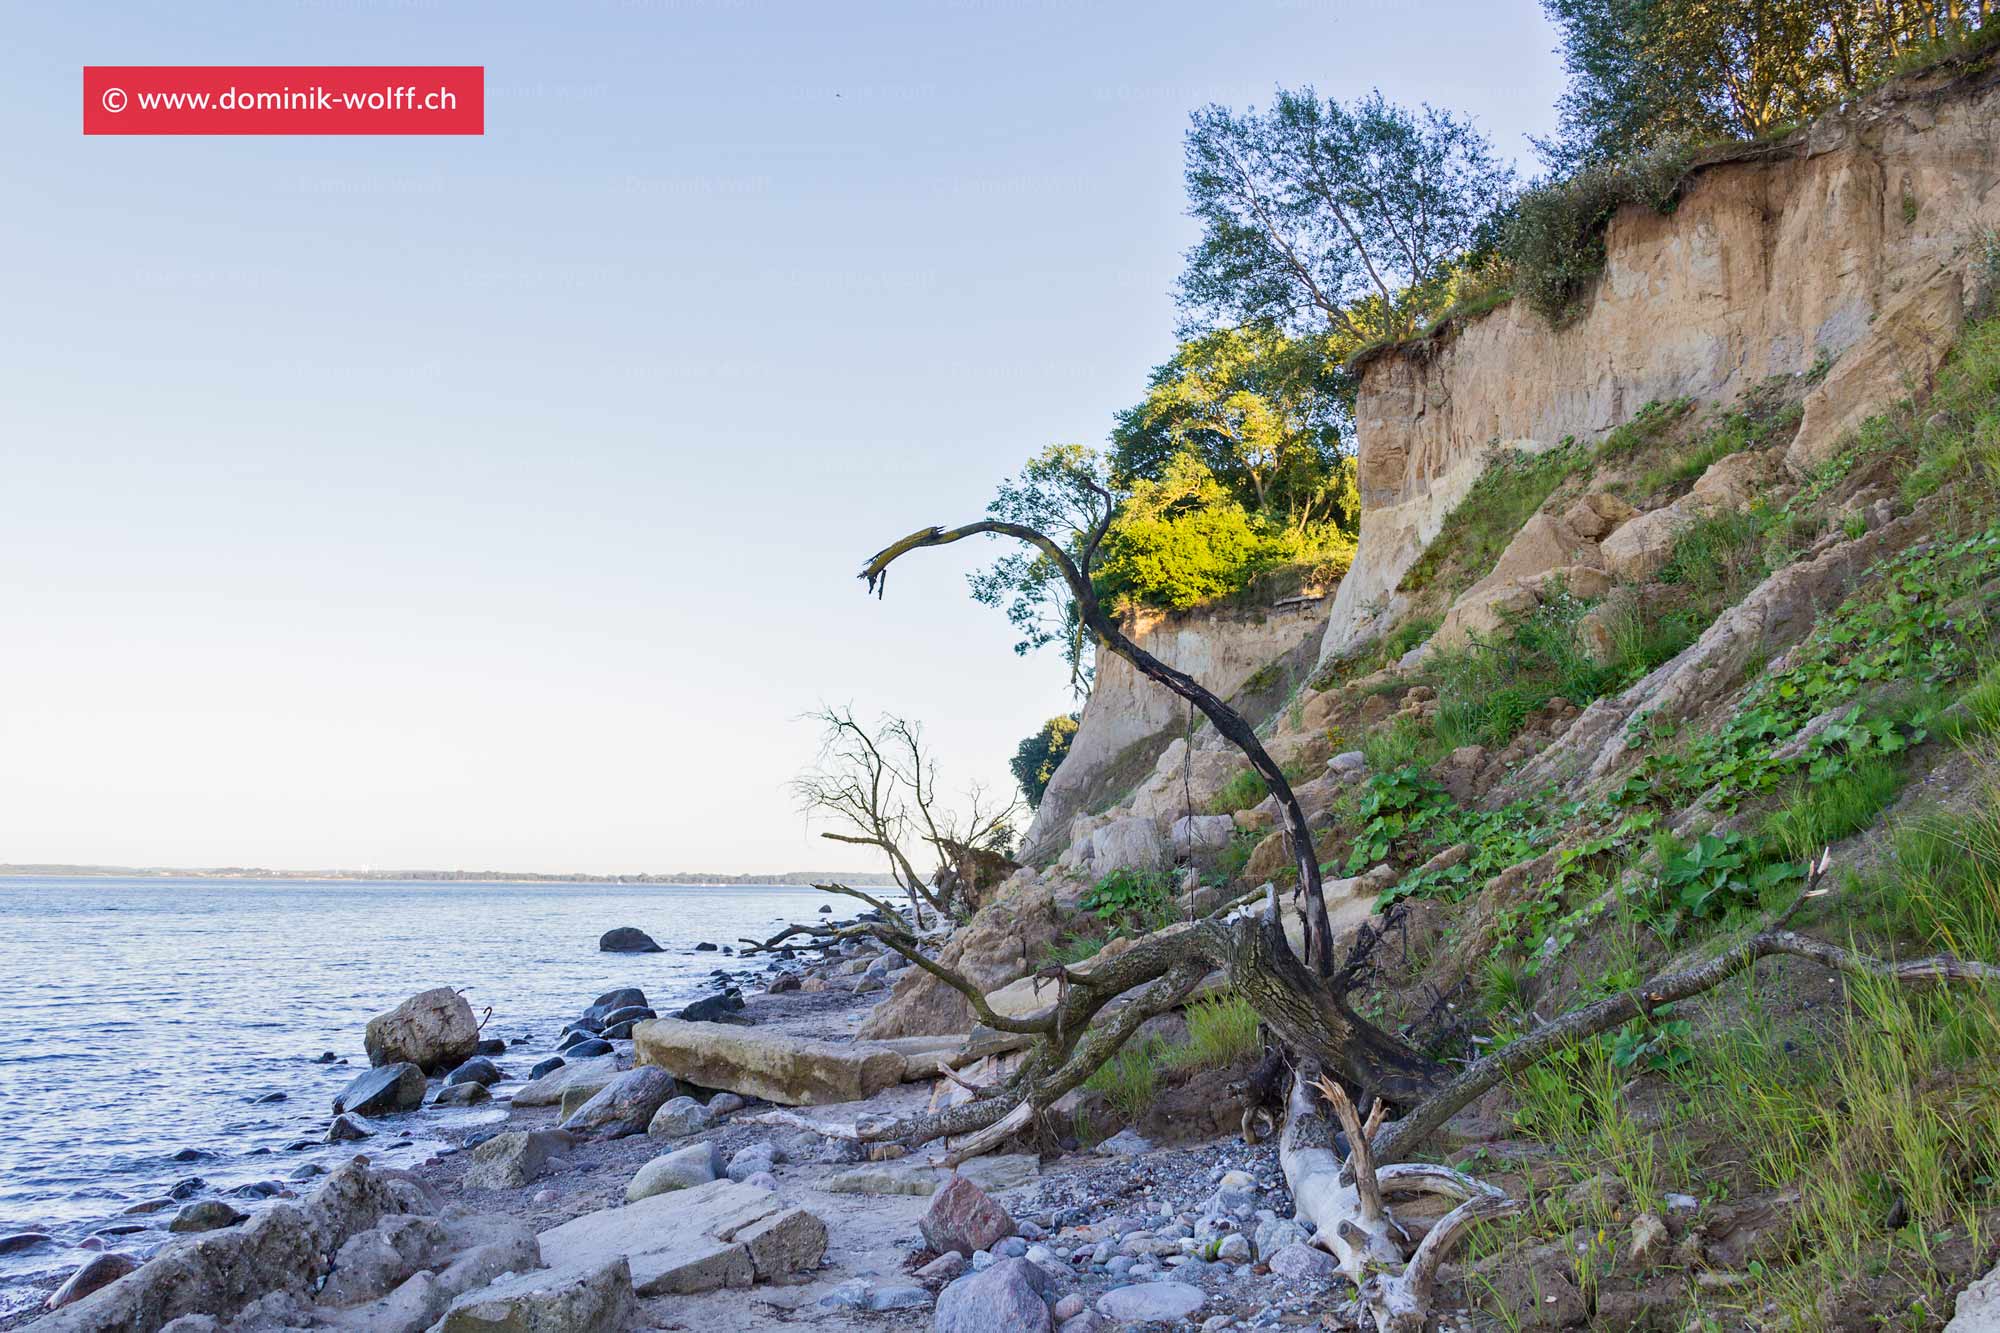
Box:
[858,517,1439,1091]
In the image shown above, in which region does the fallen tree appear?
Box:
[791,494,2000,1323]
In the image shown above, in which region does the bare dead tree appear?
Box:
[834,498,2000,1325]
[792,705,1021,927]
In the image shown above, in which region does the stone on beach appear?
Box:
[647,1094,713,1138]
[933,1257,1054,1333]
[461,1130,575,1191]
[920,1176,1015,1258]
[432,1082,491,1107]
[326,1113,379,1143]
[431,1255,638,1333]
[168,1200,244,1234]
[560,1066,680,1138]
[35,1161,404,1330]
[1266,1241,1338,1281]
[363,988,480,1074]
[510,1053,628,1109]
[444,1056,505,1087]
[1095,1281,1204,1323]
[333,1062,427,1116]
[626,1143,723,1202]
[535,1179,826,1296]
[632,1016,906,1105]
[44,1252,137,1311]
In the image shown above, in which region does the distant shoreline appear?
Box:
[0,866,898,887]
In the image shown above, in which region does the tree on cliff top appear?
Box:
[1109,325,1360,533]
[1010,713,1078,809]
[1540,0,1996,169]
[1178,88,1514,345]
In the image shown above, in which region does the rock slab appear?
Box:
[536,1179,824,1297]
[431,1255,638,1332]
[632,1017,906,1106]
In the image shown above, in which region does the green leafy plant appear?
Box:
[1079,867,1177,934]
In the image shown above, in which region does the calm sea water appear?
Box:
[0,875,828,1313]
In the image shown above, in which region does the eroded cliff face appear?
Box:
[1019,595,1330,862]
[1322,67,2000,658]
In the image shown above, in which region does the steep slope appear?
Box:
[1324,59,2000,657]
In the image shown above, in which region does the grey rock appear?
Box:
[1096,1281,1203,1323]
[431,1255,637,1332]
[537,1179,824,1296]
[1096,1129,1153,1156]
[1252,1217,1307,1259]
[599,927,663,953]
[705,1092,746,1115]
[627,1143,723,1202]
[0,1232,52,1254]
[326,1113,378,1142]
[333,1063,426,1116]
[431,1082,490,1107]
[1215,1233,1252,1263]
[559,1066,679,1139]
[934,1257,1054,1333]
[167,1200,243,1234]
[741,1171,779,1191]
[443,1057,504,1088]
[461,1130,575,1191]
[993,1237,1028,1259]
[1266,1242,1337,1281]
[646,1095,713,1139]
[917,1251,967,1280]
[529,1056,565,1080]
[725,1142,780,1182]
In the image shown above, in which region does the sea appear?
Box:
[0,875,833,1316]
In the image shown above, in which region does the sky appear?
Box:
[0,1,1566,875]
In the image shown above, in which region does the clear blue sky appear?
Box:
[0,1,1564,874]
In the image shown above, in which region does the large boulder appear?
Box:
[1085,816,1167,878]
[559,1067,680,1139]
[934,1258,1054,1333]
[920,1176,1014,1257]
[599,927,663,953]
[1169,814,1236,861]
[535,1180,825,1296]
[633,1018,906,1105]
[34,1161,406,1331]
[363,989,479,1074]
[431,1256,637,1333]
[333,1063,427,1116]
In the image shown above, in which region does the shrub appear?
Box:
[1400,443,1587,597]
[1079,867,1177,934]
[1501,143,1696,322]
[1206,769,1269,815]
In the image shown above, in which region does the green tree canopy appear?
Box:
[1540,0,1992,168]
[1109,326,1359,532]
[1011,713,1080,808]
[966,443,1113,694]
[1179,88,1515,344]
